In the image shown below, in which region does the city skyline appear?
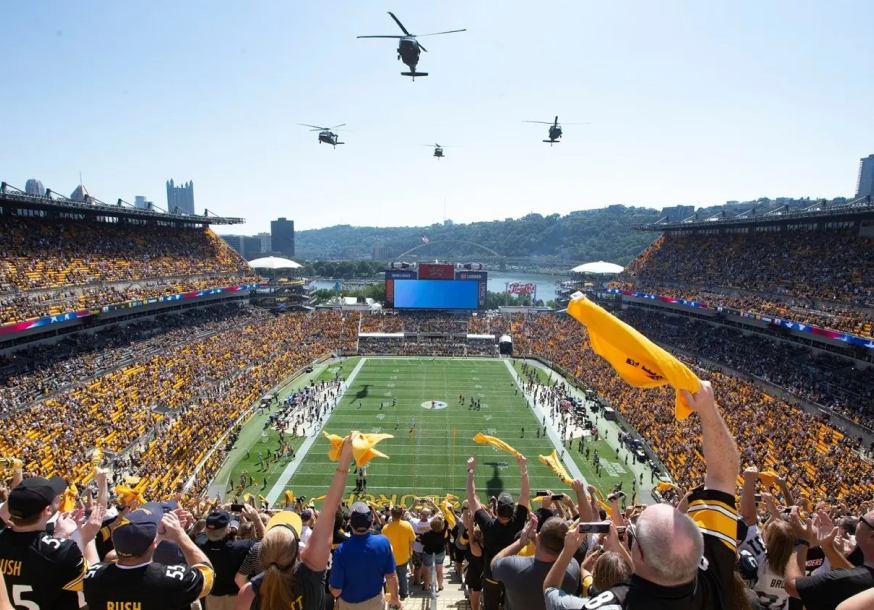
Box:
[166,179,195,215]
[2,2,873,234]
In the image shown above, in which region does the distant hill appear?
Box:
[296,206,661,265]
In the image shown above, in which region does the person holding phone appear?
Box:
[543,380,742,610]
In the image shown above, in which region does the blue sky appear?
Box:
[2,1,872,235]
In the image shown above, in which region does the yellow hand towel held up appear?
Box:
[567,293,700,420]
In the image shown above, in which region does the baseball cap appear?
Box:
[496,493,515,518]
[266,509,302,536]
[8,476,67,520]
[349,501,373,530]
[300,509,313,522]
[112,502,163,558]
[206,511,230,530]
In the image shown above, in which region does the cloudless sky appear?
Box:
[2,1,872,235]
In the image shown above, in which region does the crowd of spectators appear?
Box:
[0,303,269,412]
[360,311,512,336]
[512,313,874,512]
[617,229,874,337]
[0,309,360,501]
[0,274,262,325]
[619,307,874,432]
[0,216,258,325]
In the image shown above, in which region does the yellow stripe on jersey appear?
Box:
[100,527,111,542]
[193,563,215,599]
[687,498,738,552]
[62,558,89,592]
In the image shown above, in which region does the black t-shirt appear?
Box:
[475,505,529,579]
[0,528,88,610]
[250,561,326,610]
[545,488,739,610]
[195,533,256,596]
[421,523,448,555]
[95,516,118,562]
[83,561,214,610]
[795,565,874,610]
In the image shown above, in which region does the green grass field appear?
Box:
[223,357,638,508]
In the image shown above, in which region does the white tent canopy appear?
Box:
[570,261,624,274]
[248,256,303,270]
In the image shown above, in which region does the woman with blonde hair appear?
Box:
[235,436,354,610]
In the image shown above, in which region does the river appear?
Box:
[308,272,568,301]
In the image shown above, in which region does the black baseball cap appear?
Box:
[112,502,163,558]
[8,476,67,519]
[206,511,230,530]
[496,493,515,518]
[350,502,373,530]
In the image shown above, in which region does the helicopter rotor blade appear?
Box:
[329,124,347,130]
[387,12,412,36]
[357,35,404,39]
[560,123,591,125]
[418,29,467,37]
[522,121,554,125]
[418,42,428,52]
[298,124,327,130]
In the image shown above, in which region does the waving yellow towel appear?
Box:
[114,484,145,506]
[758,470,779,488]
[59,485,78,512]
[656,481,678,493]
[473,433,520,457]
[567,294,700,420]
[324,431,394,466]
[538,450,572,485]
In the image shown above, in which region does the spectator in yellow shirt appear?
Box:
[381,506,417,600]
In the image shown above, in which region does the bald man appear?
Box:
[785,508,874,610]
[543,380,741,610]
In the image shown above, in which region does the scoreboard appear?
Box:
[385,264,487,310]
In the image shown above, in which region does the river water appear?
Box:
[308,272,568,301]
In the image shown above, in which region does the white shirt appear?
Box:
[412,517,432,553]
[739,525,790,610]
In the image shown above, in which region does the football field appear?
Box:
[223,357,638,508]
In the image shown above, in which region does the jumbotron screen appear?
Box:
[385,264,486,310]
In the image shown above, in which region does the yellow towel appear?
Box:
[473,433,520,457]
[441,501,457,529]
[0,457,23,470]
[758,471,779,488]
[285,490,295,508]
[567,294,700,420]
[538,450,572,485]
[656,481,678,493]
[313,494,326,502]
[59,485,78,512]
[324,431,394,466]
[258,494,269,508]
[114,485,145,506]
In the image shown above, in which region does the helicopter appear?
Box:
[422,143,453,159]
[297,123,346,147]
[523,116,589,145]
[357,12,466,80]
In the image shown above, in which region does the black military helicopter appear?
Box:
[523,116,589,145]
[422,143,453,159]
[357,12,466,80]
[298,123,346,147]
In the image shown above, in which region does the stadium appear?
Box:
[1,179,873,610]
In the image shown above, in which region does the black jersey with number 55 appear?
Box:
[83,561,214,610]
[0,529,88,610]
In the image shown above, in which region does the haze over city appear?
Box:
[2,0,873,234]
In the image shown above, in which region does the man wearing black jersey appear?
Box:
[0,475,103,610]
[83,503,215,610]
[543,380,741,610]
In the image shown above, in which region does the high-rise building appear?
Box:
[166,179,195,215]
[270,217,295,257]
[134,196,149,209]
[856,155,874,199]
[70,184,90,202]
[25,179,45,196]
[241,236,263,261]
[257,232,272,253]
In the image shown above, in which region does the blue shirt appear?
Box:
[329,532,396,603]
